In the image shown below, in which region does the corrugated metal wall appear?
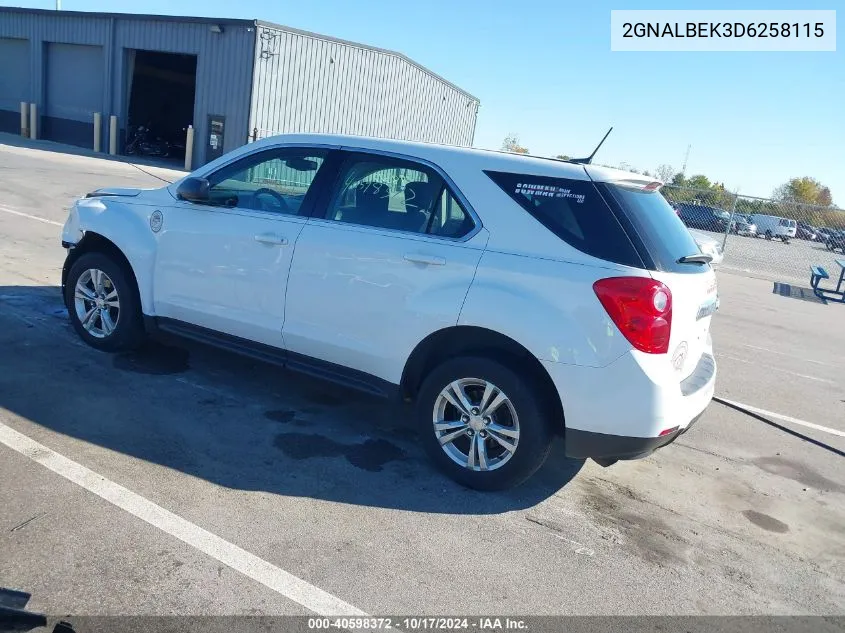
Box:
[43,42,104,145]
[249,25,479,147]
[0,9,256,165]
[0,38,31,133]
[112,17,255,164]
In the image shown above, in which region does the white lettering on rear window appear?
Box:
[515,183,586,203]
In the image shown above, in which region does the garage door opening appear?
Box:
[125,50,197,163]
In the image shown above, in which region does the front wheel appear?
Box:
[65,252,145,352]
[416,356,554,491]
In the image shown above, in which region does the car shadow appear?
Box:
[0,284,584,515]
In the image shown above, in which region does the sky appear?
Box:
[6,0,844,202]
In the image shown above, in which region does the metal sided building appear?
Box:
[0,7,479,167]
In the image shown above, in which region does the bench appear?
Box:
[811,259,845,303]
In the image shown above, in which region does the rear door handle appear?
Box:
[403,253,445,266]
[254,233,288,246]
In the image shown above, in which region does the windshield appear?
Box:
[601,184,708,273]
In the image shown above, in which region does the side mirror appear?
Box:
[176,177,210,203]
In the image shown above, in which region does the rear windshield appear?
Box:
[484,171,642,268]
[599,183,709,274]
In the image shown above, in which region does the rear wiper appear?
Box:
[677,253,713,264]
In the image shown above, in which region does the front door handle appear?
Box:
[403,253,445,266]
[254,233,288,246]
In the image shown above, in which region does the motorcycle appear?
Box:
[125,124,174,158]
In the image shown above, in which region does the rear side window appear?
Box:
[484,171,642,268]
[599,184,706,274]
[326,154,474,238]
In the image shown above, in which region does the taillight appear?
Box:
[593,277,673,354]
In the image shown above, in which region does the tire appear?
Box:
[65,251,145,352]
[415,356,554,491]
[765,231,772,241]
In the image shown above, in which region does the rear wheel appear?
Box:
[65,251,145,352]
[416,356,554,491]
[765,230,773,240]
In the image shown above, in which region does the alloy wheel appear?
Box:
[432,378,520,472]
[73,268,120,339]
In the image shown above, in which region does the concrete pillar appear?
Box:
[20,102,28,137]
[93,112,102,152]
[29,103,37,140]
[184,125,194,171]
[109,115,118,155]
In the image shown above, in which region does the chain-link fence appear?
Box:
[661,185,845,284]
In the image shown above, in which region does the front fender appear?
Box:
[67,197,159,314]
[458,251,635,368]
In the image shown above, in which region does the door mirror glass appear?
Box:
[176,177,210,203]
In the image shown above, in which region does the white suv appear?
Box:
[61,134,717,490]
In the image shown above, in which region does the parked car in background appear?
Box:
[825,230,845,253]
[675,203,728,232]
[816,227,836,243]
[749,214,796,243]
[60,133,718,490]
[729,214,756,237]
[689,229,724,265]
[796,221,817,241]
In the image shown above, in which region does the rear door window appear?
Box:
[484,171,643,268]
[324,153,475,239]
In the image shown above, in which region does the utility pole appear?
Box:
[56,0,61,9]
[681,144,691,177]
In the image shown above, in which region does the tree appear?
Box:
[555,154,571,161]
[773,176,834,206]
[818,186,833,207]
[501,134,528,154]
[654,164,675,183]
[685,174,712,190]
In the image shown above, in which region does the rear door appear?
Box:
[597,179,717,381]
[283,151,487,385]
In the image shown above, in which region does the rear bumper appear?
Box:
[566,410,705,460]
[543,347,716,459]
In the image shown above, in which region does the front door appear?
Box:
[283,152,488,384]
[153,147,330,347]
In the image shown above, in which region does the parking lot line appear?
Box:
[718,353,835,384]
[0,205,64,227]
[716,397,845,438]
[740,343,837,368]
[0,419,368,617]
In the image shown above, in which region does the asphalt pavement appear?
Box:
[1,135,843,622]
